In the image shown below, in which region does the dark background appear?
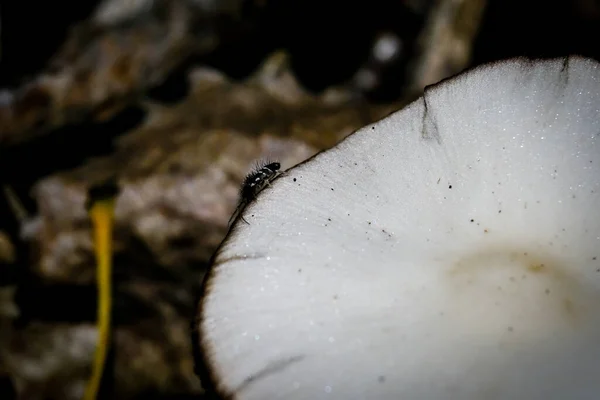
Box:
[1,0,599,95]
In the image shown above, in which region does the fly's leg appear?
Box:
[228,201,246,228]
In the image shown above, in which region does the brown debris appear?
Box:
[0,231,15,265]
[407,0,488,93]
[0,0,242,146]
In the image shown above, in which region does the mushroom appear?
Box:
[195,56,600,399]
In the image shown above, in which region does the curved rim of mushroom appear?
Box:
[192,54,600,398]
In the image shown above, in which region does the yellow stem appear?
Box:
[83,199,115,400]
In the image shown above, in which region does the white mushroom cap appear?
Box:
[196,56,600,399]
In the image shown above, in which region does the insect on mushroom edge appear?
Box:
[229,161,282,226]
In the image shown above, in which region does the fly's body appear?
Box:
[241,162,281,202]
[229,161,281,226]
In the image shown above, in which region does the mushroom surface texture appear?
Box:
[196,56,600,400]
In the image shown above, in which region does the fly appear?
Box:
[228,161,282,226]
